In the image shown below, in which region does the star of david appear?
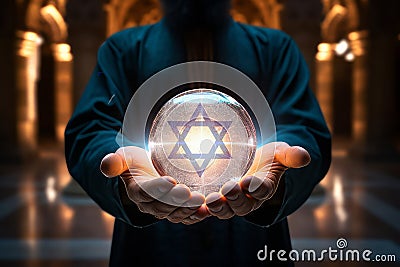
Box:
[168,103,232,177]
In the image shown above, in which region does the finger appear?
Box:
[275,143,311,168]
[182,204,210,225]
[167,192,205,223]
[240,176,275,200]
[244,142,275,176]
[159,184,191,206]
[116,146,159,177]
[137,201,177,218]
[180,191,205,209]
[124,178,154,203]
[206,192,234,219]
[100,153,128,177]
[138,176,177,199]
[167,207,196,223]
[125,176,175,203]
[221,181,255,216]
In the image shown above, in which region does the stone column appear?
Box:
[104,2,119,37]
[348,30,397,157]
[315,43,335,132]
[348,31,369,148]
[52,43,73,142]
[15,31,43,158]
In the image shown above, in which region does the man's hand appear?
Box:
[100,146,209,225]
[205,142,311,219]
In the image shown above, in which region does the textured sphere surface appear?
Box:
[149,89,257,196]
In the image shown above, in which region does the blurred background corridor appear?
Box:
[0,0,399,266]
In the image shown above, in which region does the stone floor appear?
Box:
[0,143,398,267]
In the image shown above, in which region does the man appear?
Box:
[65,0,331,266]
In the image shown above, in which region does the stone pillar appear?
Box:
[348,30,397,157]
[315,43,335,132]
[52,43,73,142]
[348,31,369,147]
[15,31,43,158]
[104,2,119,37]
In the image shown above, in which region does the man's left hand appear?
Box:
[205,142,311,219]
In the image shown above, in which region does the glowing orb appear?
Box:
[149,89,256,196]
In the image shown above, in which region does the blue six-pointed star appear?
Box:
[168,104,232,177]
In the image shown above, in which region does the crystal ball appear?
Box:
[149,89,257,196]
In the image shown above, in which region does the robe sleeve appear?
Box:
[64,34,158,227]
[245,32,332,226]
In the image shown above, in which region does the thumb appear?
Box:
[275,143,311,168]
[100,153,128,177]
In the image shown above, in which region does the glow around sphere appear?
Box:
[149,89,257,196]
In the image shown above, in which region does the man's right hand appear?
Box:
[100,146,209,225]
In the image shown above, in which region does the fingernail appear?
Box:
[211,206,224,213]
[249,177,263,193]
[225,194,239,201]
[221,181,237,195]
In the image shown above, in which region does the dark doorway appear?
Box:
[37,40,56,142]
[332,56,352,138]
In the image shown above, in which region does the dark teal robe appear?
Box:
[65,18,331,266]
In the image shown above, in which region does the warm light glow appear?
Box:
[345,52,355,62]
[185,127,218,154]
[332,148,348,158]
[16,31,43,57]
[15,31,42,149]
[101,211,115,224]
[23,31,42,43]
[16,31,42,125]
[101,211,115,236]
[46,176,57,203]
[57,43,71,54]
[348,31,368,56]
[21,178,40,250]
[316,43,334,61]
[318,43,332,53]
[54,204,76,234]
[353,120,366,141]
[348,31,368,41]
[61,205,75,221]
[335,39,349,56]
[53,43,73,62]
[313,207,326,221]
[102,211,115,221]
[331,4,347,17]
[25,186,38,241]
[58,168,73,189]
[41,5,62,22]
[40,4,68,41]
[333,175,347,224]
